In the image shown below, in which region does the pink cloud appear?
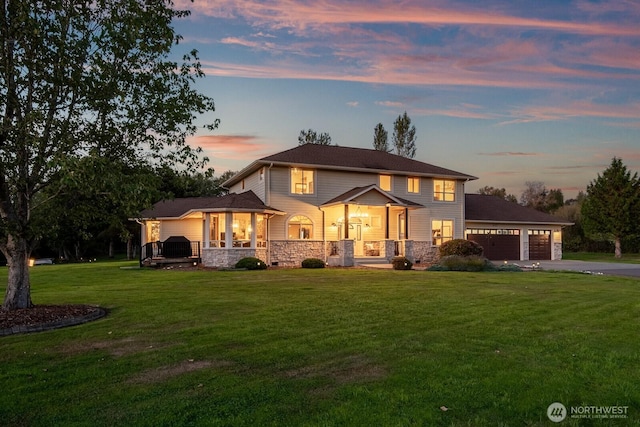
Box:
[478,152,542,157]
[501,101,640,125]
[178,1,640,37]
[188,135,279,160]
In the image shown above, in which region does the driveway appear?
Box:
[527,260,640,278]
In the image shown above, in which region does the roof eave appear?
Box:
[250,160,477,181]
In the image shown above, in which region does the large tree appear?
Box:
[372,123,389,152]
[581,158,640,258]
[298,129,332,145]
[0,0,217,310]
[392,111,417,158]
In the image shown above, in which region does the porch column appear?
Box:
[250,213,257,248]
[385,205,390,239]
[404,208,409,240]
[203,213,210,248]
[344,204,350,239]
[225,212,233,248]
[141,222,147,245]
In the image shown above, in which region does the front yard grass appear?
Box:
[1,262,639,426]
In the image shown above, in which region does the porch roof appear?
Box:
[321,185,423,208]
[137,191,284,220]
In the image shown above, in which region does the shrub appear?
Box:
[437,255,493,272]
[439,239,484,257]
[392,256,413,270]
[302,258,325,268]
[235,257,267,270]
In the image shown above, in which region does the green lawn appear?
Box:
[1,262,639,426]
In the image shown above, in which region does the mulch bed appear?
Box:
[0,304,107,336]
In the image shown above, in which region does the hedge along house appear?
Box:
[136,144,571,268]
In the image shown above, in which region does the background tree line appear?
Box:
[477,157,640,256]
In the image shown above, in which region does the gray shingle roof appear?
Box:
[137,191,282,219]
[465,194,572,225]
[225,144,477,187]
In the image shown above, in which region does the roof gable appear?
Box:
[321,185,422,208]
[465,194,572,225]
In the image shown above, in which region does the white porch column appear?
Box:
[251,213,257,248]
[203,213,211,248]
[225,212,233,248]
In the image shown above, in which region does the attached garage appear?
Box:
[465,194,572,261]
[467,229,520,260]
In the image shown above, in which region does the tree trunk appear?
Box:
[109,238,114,258]
[614,237,622,258]
[127,236,133,260]
[2,235,33,310]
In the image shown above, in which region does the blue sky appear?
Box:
[172,0,640,199]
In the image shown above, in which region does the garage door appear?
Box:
[467,230,520,260]
[528,230,551,260]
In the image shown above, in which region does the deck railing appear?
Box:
[140,240,201,266]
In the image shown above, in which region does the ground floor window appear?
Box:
[432,219,453,245]
[288,215,313,239]
[148,221,160,242]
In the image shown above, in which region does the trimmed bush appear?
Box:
[235,257,268,270]
[434,255,493,272]
[302,258,325,268]
[392,256,413,270]
[439,239,484,257]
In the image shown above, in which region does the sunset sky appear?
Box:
[172,0,640,199]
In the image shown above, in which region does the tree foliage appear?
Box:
[0,0,217,309]
[519,181,564,213]
[477,186,517,203]
[581,158,640,258]
[392,112,417,158]
[373,123,390,152]
[298,129,332,145]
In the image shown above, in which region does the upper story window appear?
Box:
[288,215,313,239]
[434,179,455,201]
[291,168,314,194]
[407,177,420,193]
[379,174,391,191]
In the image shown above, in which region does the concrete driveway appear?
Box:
[525,260,640,278]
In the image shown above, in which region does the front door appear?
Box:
[354,224,364,256]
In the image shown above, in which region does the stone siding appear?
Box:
[202,248,266,268]
[407,241,440,267]
[269,240,325,267]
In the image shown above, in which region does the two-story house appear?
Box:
[137,144,570,267]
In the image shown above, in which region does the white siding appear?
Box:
[228,169,266,200]
[159,219,202,243]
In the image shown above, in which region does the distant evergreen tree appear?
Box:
[581,158,640,258]
[392,112,417,158]
[373,123,390,152]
